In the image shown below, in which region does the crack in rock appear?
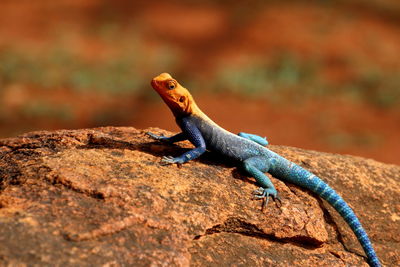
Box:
[316,198,366,260]
[194,217,323,248]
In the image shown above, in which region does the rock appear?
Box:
[0,127,398,266]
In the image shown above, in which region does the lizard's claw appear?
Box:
[274,193,282,208]
[160,156,175,165]
[252,187,280,211]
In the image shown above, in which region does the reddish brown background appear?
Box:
[0,0,399,164]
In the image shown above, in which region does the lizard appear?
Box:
[146,72,381,267]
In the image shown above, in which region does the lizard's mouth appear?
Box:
[151,79,173,103]
[151,79,166,96]
[150,79,158,89]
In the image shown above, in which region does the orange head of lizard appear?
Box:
[151,73,196,117]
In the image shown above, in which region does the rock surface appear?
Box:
[0,127,399,266]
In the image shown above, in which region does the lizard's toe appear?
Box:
[252,188,280,210]
[160,156,185,165]
[160,156,175,165]
[146,132,167,141]
[252,187,265,196]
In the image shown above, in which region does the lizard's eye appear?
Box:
[167,81,176,90]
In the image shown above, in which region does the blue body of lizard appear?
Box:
[148,73,381,267]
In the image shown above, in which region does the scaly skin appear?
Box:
[147,73,381,267]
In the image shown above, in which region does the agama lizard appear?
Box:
[147,73,381,267]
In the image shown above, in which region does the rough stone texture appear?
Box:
[0,127,398,267]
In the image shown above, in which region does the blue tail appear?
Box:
[283,163,380,266]
[307,173,380,267]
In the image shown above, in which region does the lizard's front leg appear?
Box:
[238,132,269,146]
[161,117,206,165]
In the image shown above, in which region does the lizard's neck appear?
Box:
[172,100,200,118]
[167,91,219,128]
[188,101,220,128]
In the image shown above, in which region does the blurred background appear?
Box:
[0,0,399,164]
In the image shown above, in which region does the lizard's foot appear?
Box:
[253,187,281,209]
[146,132,168,141]
[160,156,184,166]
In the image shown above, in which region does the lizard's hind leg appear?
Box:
[243,157,279,209]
